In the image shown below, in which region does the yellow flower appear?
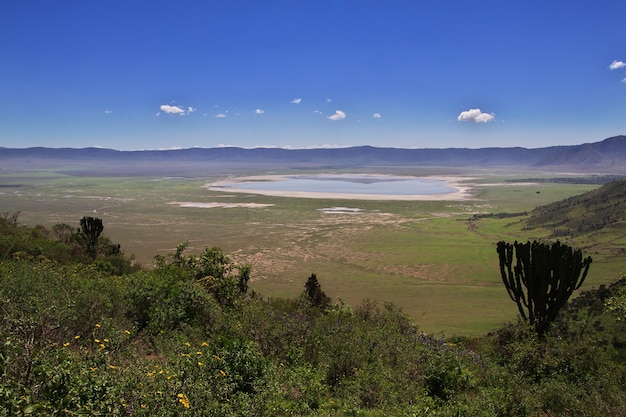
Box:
[103,338,109,343]
[94,339,100,343]
[90,367,97,372]
[177,393,190,408]
[219,370,226,377]
[184,342,191,347]
[75,335,81,339]
[109,365,116,369]
[198,361,203,366]
[124,330,131,335]
[146,372,155,377]
[99,344,105,349]
[196,351,202,355]
[63,342,71,347]
[201,342,209,347]
[95,323,101,329]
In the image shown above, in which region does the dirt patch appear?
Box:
[231,210,415,282]
[169,201,275,209]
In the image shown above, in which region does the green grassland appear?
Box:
[2,168,623,335]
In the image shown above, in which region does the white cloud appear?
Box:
[291,98,302,104]
[255,108,265,115]
[160,104,187,115]
[609,60,626,70]
[327,110,346,121]
[372,113,382,119]
[104,110,112,114]
[622,78,626,83]
[187,106,196,113]
[457,108,495,123]
[215,113,227,118]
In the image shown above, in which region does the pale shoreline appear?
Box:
[205,174,476,201]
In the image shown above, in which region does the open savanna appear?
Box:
[2,168,623,335]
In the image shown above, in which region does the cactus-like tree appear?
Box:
[80,216,104,258]
[496,240,592,336]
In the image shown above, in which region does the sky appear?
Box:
[1,1,626,150]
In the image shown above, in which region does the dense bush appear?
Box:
[0,214,140,275]
[1,221,626,415]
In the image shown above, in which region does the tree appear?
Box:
[496,240,592,336]
[154,242,251,306]
[0,211,20,227]
[305,273,331,308]
[238,264,251,294]
[79,216,104,258]
[605,273,626,321]
[52,223,74,244]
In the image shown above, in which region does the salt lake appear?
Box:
[206,174,472,201]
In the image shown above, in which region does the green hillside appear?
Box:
[525,178,626,239]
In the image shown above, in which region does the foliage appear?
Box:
[525,178,626,237]
[1,221,626,415]
[0,215,139,275]
[605,273,626,321]
[304,273,331,308]
[79,216,104,258]
[497,240,592,336]
[154,241,252,307]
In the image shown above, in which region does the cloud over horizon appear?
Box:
[373,113,382,119]
[291,98,302,104]
[158,104,195,116]
[327,110,346,121]
[457,108,495,123]
[255,108,265,114]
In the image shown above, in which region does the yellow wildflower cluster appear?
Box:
[177,393,190,408]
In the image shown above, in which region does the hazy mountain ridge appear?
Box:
[1,135,625,174]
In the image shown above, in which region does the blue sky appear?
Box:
[2,1,625,150]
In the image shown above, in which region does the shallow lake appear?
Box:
[226,174,455,195]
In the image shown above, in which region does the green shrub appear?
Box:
[125,270,223,336]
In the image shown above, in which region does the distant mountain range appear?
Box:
[1,135,626,175]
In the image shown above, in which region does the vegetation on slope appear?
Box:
[1,216,626,415]
[525,178,626,238]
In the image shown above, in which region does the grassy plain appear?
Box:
[2,167,624,335]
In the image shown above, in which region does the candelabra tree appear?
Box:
[496,240,592,337]
[79,216,104,259]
